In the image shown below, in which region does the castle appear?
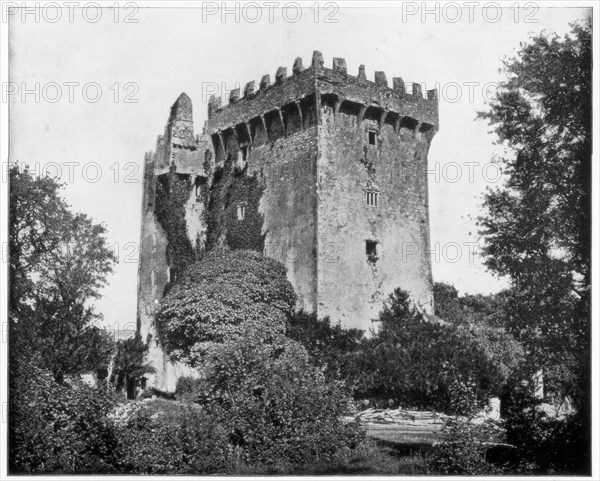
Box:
[137,51,439,391]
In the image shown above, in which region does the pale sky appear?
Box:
[7,2,591,331]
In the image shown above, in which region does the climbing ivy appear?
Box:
[154,173,198,282]
[206,156,265,253]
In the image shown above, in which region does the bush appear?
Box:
[9,360,120,473]
[353,288,523,412]
[197,320,366,465]
[175,376,204,401]
[118,400,234,474]
[429,377,502,475]
[286,310,364,383]
[156,249,297,366]
[501,378,590,474]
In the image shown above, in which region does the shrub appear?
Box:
[197,320,365,465]
[286,310,364,383]
[9,360,120,473]
[429,377,502,475]
[501,378,590,474]
[353,288,523,411]
[156,249,297,366]
[118,400,234,474]
[175,376,204,401]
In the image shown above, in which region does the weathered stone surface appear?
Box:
[332,57,347,74]
[413,83,423,98]
[275,66,287,83]
[312,50,324,69]
[357,64,367,82]
[293,57,304,74]
[260,74,270,90]
[374,71,388,87]
[138,52,438,390]
[393,77,406,96]
[244,80,256,97]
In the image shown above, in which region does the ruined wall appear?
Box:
[136,94,213,392]
[206,119,319,312]
[316,98,436,330]
[138,53,439,389]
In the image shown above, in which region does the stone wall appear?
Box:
[317,103,435,329]
[137,52,439,391]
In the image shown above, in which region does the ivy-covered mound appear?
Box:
[155,248,364,468]
[156,248,297,367]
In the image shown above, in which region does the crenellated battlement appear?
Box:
[206,50,438,135]
[138,50,438,393]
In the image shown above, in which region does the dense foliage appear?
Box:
[434,282,508,328]
[196,319,365,465]
[478,21,591,403]
[352,289,522,412]
[478,21,591,474]
[154,173,199,281]
[429,378,502,475]
[9,360,120,474]
[501,380,589,474]
[287,310,364,382]
[156,248,297,366]
[9,166,117,382]
[110,335,155,397]
[118,401,234,474]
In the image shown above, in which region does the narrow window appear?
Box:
[366,240,378,263]
[237,202,246,221]
[366,191,379,207]
[368,130,377,146]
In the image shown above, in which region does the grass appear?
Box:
[234,439,431,475]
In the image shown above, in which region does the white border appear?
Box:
[0,1,597,480]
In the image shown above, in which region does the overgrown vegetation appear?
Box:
[154,172,199,281]
[477,20,591,474]
[155,248,297,366]
[8,20,591,476]
[206,155,266,252]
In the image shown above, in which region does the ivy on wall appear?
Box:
[154,172,199,283]
[206,155,266,253]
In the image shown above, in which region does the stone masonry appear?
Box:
[137,51,439,391]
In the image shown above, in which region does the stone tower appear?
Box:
[137,51,438,391]
[136,92,214,392]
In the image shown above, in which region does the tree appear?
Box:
[110,335,155,398]
[477,22,591,403]
[434,282,509,328]
[354,288,522,412]
[9,166,117,381]
[286,311,364,383]
[156,248,297,366]
[477,22,591,474]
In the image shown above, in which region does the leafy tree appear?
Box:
[110,335,155,397]
[434,282,508,328]
[156,248,297,366]
[354,289,522,412]
[9,166,117,381]
[9,359,120,473]
[477,22,591,402]
[286,311,364,382]
[478,22,591,474]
